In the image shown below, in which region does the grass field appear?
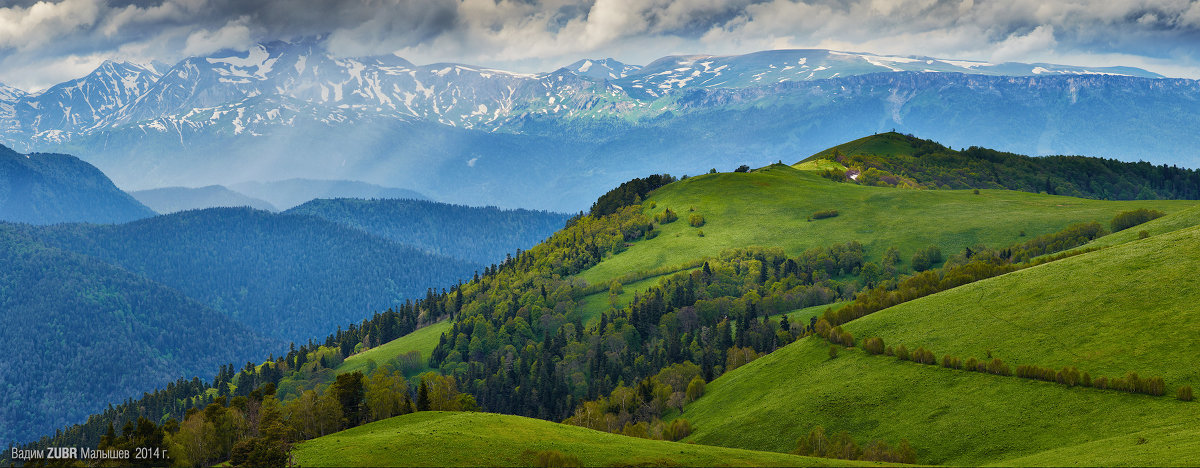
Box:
[336,320,450,376]
[683,337,1200,466]
[575,165,1195,288]
[845,222,1200,388]
[291,411,884,467]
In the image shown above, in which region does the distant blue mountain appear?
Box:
[131,185,277,213]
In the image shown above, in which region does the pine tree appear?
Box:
[417,380,431,411]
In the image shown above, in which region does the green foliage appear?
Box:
[656,207,679,224]
[909,245,942,272]
[689,212,706,227]
[1111,208,1166,232]
[589,174,677,217]
[1178,386,1194,402]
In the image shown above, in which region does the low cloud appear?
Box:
[2,0,1200,91]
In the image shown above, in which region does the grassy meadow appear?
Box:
[291,411,883,467]
[576,165,1195,288]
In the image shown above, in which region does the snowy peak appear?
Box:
[12,60,160,136]
[564,58,642,81]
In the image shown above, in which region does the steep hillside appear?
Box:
[229,179,428,210]
[24,208,479,342]
[578,164,1196,287]
[285,198,570,265]
[130,185,277,213]
[0,224,268,444]
[798,132,1200,199]
[0,144,154,224]
[291,411,873,467]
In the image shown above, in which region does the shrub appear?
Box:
[912,347,936,365]
[911,246,943,272]
[655,208,678,224]
[973,189,980,195]
[688,213,705,227]
[941,355,962,369]
[734,165,751,173]
[662,418,693,441]
[685,376,706,403]
[812,209,840,220]
[829,346,839,359]
[1178,385,1194,401]
[533,450,581,468]
[863,337,885,355]
[1139,230,1150,239]
[697,230,705,237]
[964,357,979,371]
[895,345,910,361]
[839,331,855,347]
[987,358,1010,376]
[1111,208,1166,232]
[1145,377,1166,396]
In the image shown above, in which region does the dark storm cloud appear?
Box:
[2,0,1200,91]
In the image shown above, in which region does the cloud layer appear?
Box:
[2,0,1200,91]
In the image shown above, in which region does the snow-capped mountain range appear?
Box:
[1,38,1196,211]
[0,39,1167,148]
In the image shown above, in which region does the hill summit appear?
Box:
[797,132,1200,200]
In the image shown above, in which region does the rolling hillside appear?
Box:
[578,163,1196,287]
[291,411,876,467]
[680,204,1200,465]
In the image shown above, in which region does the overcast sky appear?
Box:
[2,0,1200,91]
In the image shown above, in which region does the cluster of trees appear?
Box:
[855,335,1177,399]
[688,213,705,227]
[562,362,702,442]
[817,132,1200,200]
[589,174,677,217]
[285,198,571,265]
[1110,208,1166,232]
[1002,222,1106,263]
[909,245,943,272]
[793,426,916,464]
[71,367,473,468]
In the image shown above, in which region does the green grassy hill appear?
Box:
[681,212,1200,466]
[578,164,1195,287]
[683,338,1200,466]
[844,222,1200,388]
[291,411,880,467]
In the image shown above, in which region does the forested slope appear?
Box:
[0,224,268,444]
